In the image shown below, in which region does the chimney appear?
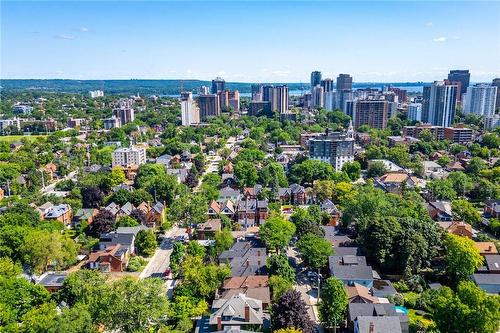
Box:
[246,260,249,267]
[369,322,374,333]
[489,245,492,251]
[257,250,261,256]
[217,317,222,331]
[244,305,250,322]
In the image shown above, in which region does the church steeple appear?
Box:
[347,120,354,139]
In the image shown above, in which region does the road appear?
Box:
[139,226,187,279]
[40,170,78,194]
[287,246,320,323]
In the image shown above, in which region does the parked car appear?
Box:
[163,267,172,279]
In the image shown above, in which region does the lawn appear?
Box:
[0,135,47,143]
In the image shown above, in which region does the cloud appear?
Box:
[55,34,76,40]
[432,37,447,43]
[425,22,433,27]
[79,27,89,32]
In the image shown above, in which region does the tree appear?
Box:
[366,161,388,178]
[129,208,147,225]
[448,172,473,196]
[445,234,483,283]
[432,281,500,333]
[452,199,481,225]
[296,233,333,271]
[115,215,139,227]
[466,157,487,178]
[269,275,293,301]
[427,179,457,201]
[274,328,303,333]
[271,290,314,333]
[181,255,231,298]
[135,230,157,257]
[214,229,234,255]
[58,270,107,308]
[168,295,208,322]
[319,277,348,331]
[81,186,104,208]
[49,303,95,333]
[290,208,324,239]
[21,229,79,274]
[289,159,334,185]
[170,242,186,272]
[332,182,356,206]
[186,241,206,258]
[233,160,258,188]
[259,216,296,252]
[341,161,361,181]
[109,166,126,186]
[437,155,452,167]
[312,180,335,202]
[88,210,115,236]
[259,162,288,187]
[267,253,296,282]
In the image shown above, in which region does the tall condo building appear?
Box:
[180,92,200,126]
[463,84,497,117]
[89,90,104,98]
[320,78,334,92]
[228,91,240,112]
[407,103,423,122]
[309,127,355,171]
[448,70,470,96]
[492,78,500,110]
[262,85,289,113]
[251,84,263,101]
[311,85,324,108]
[112,146,146,167]
[336,74,353,92]
[112,107,135,125]
[422,81,458,127]
[198,94,220,121]
[211,77,226,94]
[311,71,322,89]
[354,100,388,130]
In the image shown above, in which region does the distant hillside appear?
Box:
[0,79,427,95]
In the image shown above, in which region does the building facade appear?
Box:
[112,146,147,167]
[463,84,497,117]
[311,71,322,89]
[407,103,422,122]
[309,128,354,171]
[336,73,353,92]
[354,100,388,129]
[448,69,470,95]
[198,94,221,121]
[422,81,458,127]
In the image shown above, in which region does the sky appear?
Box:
[1,1,500,83]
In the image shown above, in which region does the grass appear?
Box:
[0,135,47,143]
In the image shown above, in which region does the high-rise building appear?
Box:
[463,84,497,117]
[251,84,263,101]
[492,78,500,110]
[354,100,388,130]
[180,91,192,101]
[89,90,104,98]
[112,146,146,167]
[180,92,200,126]
[262,85,289,113]
[407,103,422,122]
[211,77,226,94]
[320,78,334,93]
[324,91,337,111]
[448,70,470,96]
[199,86,210,95]
[422,81,458,127]
[336,74,353,92]
[311,71,322,89]
[309,128,354,171]
[217,90,229,109]
[249,101,272,117]
[311,85,324,108]
[103,116,121,130]
[388,87,407,103]
[198,94,220,121]
[228,91,240,112]
[112,107,135,125]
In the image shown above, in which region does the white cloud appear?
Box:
[432,37,447,43]
[425,22,433,27]
[79,27,89,32]
[55,34,76,40]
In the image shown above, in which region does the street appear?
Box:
[139,226,187,279]
[40,170,78,194]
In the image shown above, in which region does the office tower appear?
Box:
[336,74,353,91]
[309,129,354,171]
[448,70,470,95]
[492,78,500,110]
[262,85,274,103]
[89,90,104,98]
[198,94,220,121]
[103,117,121,129]
[354,100,388,129]
[338,90,353,112]
[112,146,146,167]
[311,71,322,89]
[311,85,324,108]
[324,91,336,111]
[344,100,356,121]
[251,84,263,101]
[463,84,497,117]
[217,90,229,109]
[320,78,334,92]
[422,81,458,127]
[211,77,226,94]
[181,93,200,126]
[273,85,289,113]
[112,107,135,125]
[199,86,210,95]
[249,101,272,116]
[228,91,240,112]
[302,93,312,108]
[388,87,407,103]
[180,91,192,101]
[387,101,398,118]
[407,103,422,122]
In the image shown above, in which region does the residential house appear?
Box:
[167,168,189,183]
[237,199,269,228]
[422,161,448,179]
[222,174,238,188]
[277,183,307,205]
[446,161,465,172]
[348,303,409,333]
[219,239,267,277]
[156,154,173,167]
[209,294,266,331]
[320,199,342,226]
[219,276,271,309]
[35,202,54,217]
[220,187,241,201]
[472,273,500,294]
[87,244,130,272]
[99,231,136,254]
[37,272,67,293]
[136,202,151,216]
[375,172,425,194]
[329,248,374,288]
[44,204,73,226]
[72,208,98,227]
[475,242,498,255]
[111,184,134,192]
[437,221,474,238]
[197,219,222,240]
[219,200,237,219]
[243,185,266,200]
[105,202,120,216]
[208,201,222,218]
[347,283,380,304]
[427,201,453,221]
[371,280,398,299]
[223,162,234,174]
[484,199,500,218]
[147,202,165,228]
[354,316,403,333]
[322,226,353,247]
[276,153,291,170]
[116,202,135,219]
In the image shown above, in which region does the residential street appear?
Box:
[40,170,78,194]
[139,226,186,279]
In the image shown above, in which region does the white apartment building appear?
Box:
[181,98,200,126]
[0,118,21,131]
[111,146,146,167]
[407,103,422,122]
[463,84,497,117]
[89,90,104,98]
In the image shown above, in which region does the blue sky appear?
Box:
[1,1,499,82]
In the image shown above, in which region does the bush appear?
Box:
[127,256,146,272]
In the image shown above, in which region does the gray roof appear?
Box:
[220,186,241,198]
[116,225,149,236]
[111,184,134,192]
[348,303,407,323]
[152,201,164,214]
[45,204,71,218]
[156,154,173,165]
[219,240,267,277]
[105,202,120,215]
[473,273,500,285]
[355,316,402,333]
[334,247,363,256]
[37,272,67,287]
[330,256,373,281]
[119,202,135,215]
[372,280,397,297]
[99,231,135,247]
[209,294,263,326]
[485,255,500,272]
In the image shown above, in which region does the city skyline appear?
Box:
[2,1,500,82]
